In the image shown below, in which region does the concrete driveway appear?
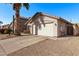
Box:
[8,36,79,56]
[0,35,47,56]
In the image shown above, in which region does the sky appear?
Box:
[0,3,79,25]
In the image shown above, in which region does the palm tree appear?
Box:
[13,3,29,35]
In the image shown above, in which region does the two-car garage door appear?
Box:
[32,23,57,36]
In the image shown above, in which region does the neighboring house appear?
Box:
[9,17,29,32]
[73,24,79,36]
[1,24,9,29]
[25,12,73,37]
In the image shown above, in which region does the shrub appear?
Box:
[0,29,5,34]
[4,29,12,34]
[0,28,13,34]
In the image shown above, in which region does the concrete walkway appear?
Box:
[0,35,47,56]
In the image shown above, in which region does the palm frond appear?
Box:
[23,3,29,10]
[13,3,22,10]
[13,3,16,10]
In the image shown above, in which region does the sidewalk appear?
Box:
[0,35,47,56]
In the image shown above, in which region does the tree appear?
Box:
[13,3,29,35]
[0,21,3,24]
[0,21,3,29]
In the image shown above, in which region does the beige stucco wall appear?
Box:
[57,20,67,36]
[73,25,79,36]
[29,15,58,37]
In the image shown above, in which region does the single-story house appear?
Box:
[1,24,9,29]
[9,17,29,33]
[25,12,73,37]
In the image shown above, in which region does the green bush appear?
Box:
[0,29,13,34]
[0,29,5,34]
[4,29,13,34]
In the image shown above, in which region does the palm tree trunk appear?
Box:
[14,4,21,35]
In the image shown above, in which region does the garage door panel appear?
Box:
[38,23,54,36]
